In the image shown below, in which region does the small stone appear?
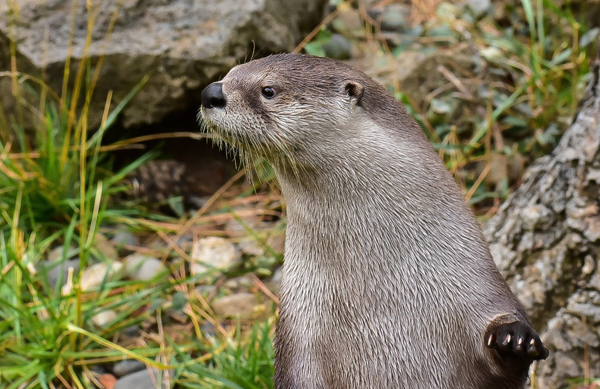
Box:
[122,325,140,338]
[124,254,166,281]
[335,8,363,35]
[112,231,138,248]
[93,234,118,261]
[212,293,259,319]
[113,359,146,378]
[480,46,503,63]
[194,285,216,296]
[236,222,285,257]
[113,368,173,389]
[40,259,80,289]
[98,374,117,389]
[380,3,411,32]
[91,310,118,328]
[47,246,78,262]
[466,0,492,14]
[266,266,283,295]
[323,34,352,60]
[191,237,240,276]
[200,321,217,336]
[223,275,253,292]
[224,210,261,235]
[80,262,123,291]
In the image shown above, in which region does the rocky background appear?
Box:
[1,0,600,388]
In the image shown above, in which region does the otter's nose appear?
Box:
[201,82,226,109]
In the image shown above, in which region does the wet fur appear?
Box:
[200,54,544,388]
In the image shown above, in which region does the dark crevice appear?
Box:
[109,103,239,202]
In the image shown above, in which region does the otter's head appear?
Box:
[198,54,388,170]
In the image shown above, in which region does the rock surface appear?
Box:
[40,259,80,289]
[191,236,240,275]
[113,368,172,389]
[80,261,123,291]
[483,55,600,388]
[111,230,138,248]
[212,292,259,319]
[91,309,118,328]
[47,246,78,262]
[112,359,146,378]
[124,254,166,281]
[0,0,328,129]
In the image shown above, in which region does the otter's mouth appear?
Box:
[199,107,235,142]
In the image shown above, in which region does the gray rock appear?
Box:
[122,325,140,338]
[113,368,173,389]
[91,309,117,328]
[191,237,240,276]
[80,261,123,291]
[112,231,138,248]
[483,66,600,387]
[124,254,166,281]
[380,3,411,32]
[40,259,80,288]
[47,246,78,262]
[266,266,283,295]
[212,292,259,319]
[0,0,328,129]
[92,234,118,261]
[113,359,146,378]
[323,34,352,60]
[466,0,492,14]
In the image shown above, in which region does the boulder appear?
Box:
[0,0,328,128]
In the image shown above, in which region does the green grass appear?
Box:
[0,0,279,387]
[178,319,275,389]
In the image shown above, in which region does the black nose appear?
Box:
[201,82,226,109]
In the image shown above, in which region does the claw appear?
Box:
[484,320,549,363]
[487,334,495,347]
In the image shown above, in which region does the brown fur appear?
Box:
[199,53,547,389]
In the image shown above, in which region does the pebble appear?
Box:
[113,368,172,389]
[47,246,78,262]
[122,325,140,338]
[80,261,123,291]
[323,34,352,60]
[212,293,259,319]
[93,234,118,261]
[380,3,411,32]
[194,285,216,296]
[224,210,261,235]
[98,374,117,389]
[91,309,118,328]
[266,266,283,295]
[466,0,492,14]
[40,259,80,288]
[124,254,166,281]
[111,231,138,248]
[191,237,240,276]
[113,359,146,378]
[223,275,254,291]
[235,222,285,257]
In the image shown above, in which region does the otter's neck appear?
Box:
[273,125,483,274]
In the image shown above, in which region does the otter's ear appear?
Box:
[344,81,364,106]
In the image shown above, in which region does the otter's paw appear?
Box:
[485,321,549,361]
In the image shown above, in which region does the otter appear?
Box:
[199,53,548,389]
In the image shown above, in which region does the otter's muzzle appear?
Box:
[201,82,226,109]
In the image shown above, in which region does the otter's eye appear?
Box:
[262,86,276,99]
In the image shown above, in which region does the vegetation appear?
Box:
[0,0,597,388]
